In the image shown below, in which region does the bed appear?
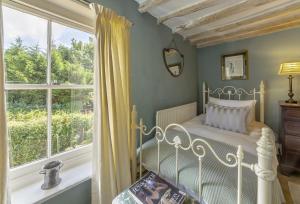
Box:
[114,81,285,204]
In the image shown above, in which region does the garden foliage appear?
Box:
[5,38,94,167]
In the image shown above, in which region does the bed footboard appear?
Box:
[131,106,276,204]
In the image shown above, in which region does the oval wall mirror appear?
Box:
[163,48,184,77]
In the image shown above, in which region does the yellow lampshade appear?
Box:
[278,62,300,75]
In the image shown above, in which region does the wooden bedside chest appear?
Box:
[279,102,300,175]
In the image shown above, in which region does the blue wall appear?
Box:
[44,0,197,203]
[197,27,300,138]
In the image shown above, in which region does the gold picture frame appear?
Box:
[221,51,248,80]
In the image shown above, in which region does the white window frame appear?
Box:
[3,2,94,191]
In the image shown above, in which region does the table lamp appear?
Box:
[278,62,300,103]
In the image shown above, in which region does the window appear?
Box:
[3,6,94,168]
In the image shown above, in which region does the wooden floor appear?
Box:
[278,172,300,204]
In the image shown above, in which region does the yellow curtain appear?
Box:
[0,2,9,204]
[91,4,134,204]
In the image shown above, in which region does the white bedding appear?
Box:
[174,114,279,171]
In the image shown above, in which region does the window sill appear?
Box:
[11,161,92,204]
[10,144,92,190]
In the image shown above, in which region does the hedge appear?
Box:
[8,110,93,167]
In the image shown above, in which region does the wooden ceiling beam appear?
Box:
[157,0,221,24]
[196,18,300,48]
[187,1,300,41]
[175,0,275,33]
[192,10,300,44]
[138,0,172,13]
[191,8,300,43]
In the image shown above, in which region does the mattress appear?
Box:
[139,115,284,204]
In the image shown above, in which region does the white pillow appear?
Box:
[205,103,250,134]
[208,97,256,124]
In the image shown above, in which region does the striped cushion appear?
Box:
[205,103,250,133]
[208,97,256,124]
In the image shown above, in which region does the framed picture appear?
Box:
[221,51,248,80]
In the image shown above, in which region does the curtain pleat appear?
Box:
[0,1,9,204]
[91,4,134,204]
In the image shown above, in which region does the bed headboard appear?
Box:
[202,81,265,123]
[156,102,197,129]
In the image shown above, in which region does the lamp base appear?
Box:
[285,98,298,104]
[285,75,298,104]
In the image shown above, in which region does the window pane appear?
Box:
[51,23,94,85]
[3,6,47,84]
[7,90,47,168]
[52,89,93,155]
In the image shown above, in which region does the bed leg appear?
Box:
[131,105,137,182]
[237,145,244,204]
[202,82,207,114]
[256,128,276,204]
[198,157,202,200]
[259,81,265,123]
[157,141,160,175]
[139,119,143,179]
[174,136,181,187]
[175,146,179,186]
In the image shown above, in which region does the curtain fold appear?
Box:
[91,4,134,204]
[0,1,9,204]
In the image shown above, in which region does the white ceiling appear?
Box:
[134,0,300,47]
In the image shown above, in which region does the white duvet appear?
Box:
[174,114,284,203]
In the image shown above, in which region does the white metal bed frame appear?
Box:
[131,81,276,204]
